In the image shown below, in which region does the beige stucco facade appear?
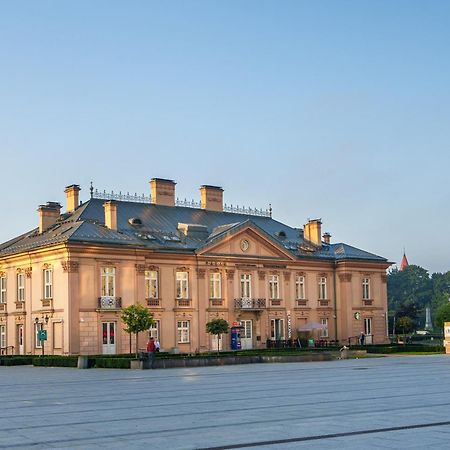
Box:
[0,181,390,355]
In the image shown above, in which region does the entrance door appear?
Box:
[364,318,373,344]
[102,322,116,354]
[17,325,24,355]
[240,320,253,350]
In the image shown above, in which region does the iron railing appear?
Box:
[98,296,122,309]
[234,298,266,310]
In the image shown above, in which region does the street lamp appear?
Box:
[35,315,49,356]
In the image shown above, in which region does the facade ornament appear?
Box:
[61,261,78,273]
[338,273,352,282]
[226,269,235,280]
[258,270,266,281]
[197,269,206,279]
[24,267,33,278]
[135,264,146,274]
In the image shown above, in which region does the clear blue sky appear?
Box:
[1,1,449,274]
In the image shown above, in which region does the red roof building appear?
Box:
[400,252,409,271]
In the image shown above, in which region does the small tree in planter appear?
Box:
[397,316,413,345]
[206,318,229,355]
[121,304,154,358]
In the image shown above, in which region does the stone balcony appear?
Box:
[98,296,122,310]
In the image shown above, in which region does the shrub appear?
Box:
[0,356,33,366]
[93,357,130,369]
[32,356,78,367]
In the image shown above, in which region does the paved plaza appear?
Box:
[2,355,450,449]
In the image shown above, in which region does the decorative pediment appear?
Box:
[197,226,296,261]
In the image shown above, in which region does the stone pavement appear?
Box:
[2,355,450,449]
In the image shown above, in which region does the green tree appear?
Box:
[206,318,229,355]
[388,265,432,328]
[121,304,154,358]
[396,316,413,344]
[435,303,450,330]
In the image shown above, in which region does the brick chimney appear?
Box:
[103,201,117,230]
[38,202,61,233]
[322,232,331,244]
[64,184,81,213]
[200,185,223,211]
[303,219,322,246]
[150,178,176,206]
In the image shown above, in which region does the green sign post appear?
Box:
[38,330,47,341]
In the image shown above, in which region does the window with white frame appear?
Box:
[0,325,6,348]
[17,273,25,302]
[362,277,370,300]
[269,275,280,299]
[101,267,115,297]
[148,320,160,341]
[295,275,305,300]
[177,320,190,343]
[145,270,159,299]
[209,272,222,299]
[176,271,189,299]
[240,274,252,298]
[43,269,53,299]
[35,322,43,348]
[0,276,6,303]
[318,277,327,300]
[320,318,329,338]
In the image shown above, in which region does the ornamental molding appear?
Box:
[25,267,33,278]
[226,269,235,280]
[0,271,5,277]
[135,264,159,274]
[258,270,266,281]
[61,261,79,273]
[338,273,352,282]
[176,266,190,272]
[197,269,206,279]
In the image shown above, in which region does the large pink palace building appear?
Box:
[0,178,390,355]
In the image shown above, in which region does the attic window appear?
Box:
[276,230,287,239]
[128,218,142,226]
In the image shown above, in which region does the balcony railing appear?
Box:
[146,298,161,307]
[234,298,266,310]
[210,299,224,307]
[98,296,122,309]
[176,299,191,307]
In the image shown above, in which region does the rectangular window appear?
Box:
[0,325,6,348]
[362,278,370,300]
[0,276,6,303]
[17,273,25,302]
[320,318,329,338]
[295,275,305,300]
[35,323,43,349]
[318,277,327,300]
[101,267,115,297]
[44,269,53,299]
[269,275,280,299]
[209,272,222,299]
[177,320,190,343]
[270,318,285,340]
[149,320,160,341]
[176,271,189,299]
[145,270,159,299]
[240,274,252,298]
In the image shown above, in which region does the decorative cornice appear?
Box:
[339,273,352,282]
[61,261,78,273]
[176,266,190,272]
[42,263,52,270]
[135,264,146,274]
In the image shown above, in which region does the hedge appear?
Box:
[0,356,33,366]
[32,356,79,367]
[93,357,130,369]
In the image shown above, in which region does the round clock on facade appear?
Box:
[240,239,250,252]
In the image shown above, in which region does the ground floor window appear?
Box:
[0,325,6,348]
[177,320,190,343]
[149,320,160,341]
[270,318,285,340]
[320,318,329,338]
[35,323,43,348]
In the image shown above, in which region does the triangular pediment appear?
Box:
[197,224,295,260]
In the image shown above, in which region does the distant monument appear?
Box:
[425,306,433,330]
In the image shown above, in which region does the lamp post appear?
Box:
[35,315,49,356]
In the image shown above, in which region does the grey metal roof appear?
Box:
[0,199,388,263]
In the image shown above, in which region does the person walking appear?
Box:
[146,336,156,369]
[155,339,160,353]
